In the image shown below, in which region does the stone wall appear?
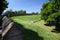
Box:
[2,16,13,37]
[2,16,23,40]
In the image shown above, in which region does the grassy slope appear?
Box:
[10,15,60,40]
[34,20,60,39]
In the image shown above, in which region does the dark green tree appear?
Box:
[40,0,60,31]
[0,0,8,15]
[17,10,26,15]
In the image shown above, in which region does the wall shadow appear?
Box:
[14,22,44,40]
[3,21,43,40]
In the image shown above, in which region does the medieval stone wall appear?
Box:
[2,16,23,40]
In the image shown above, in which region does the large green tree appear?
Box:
[40,0,60,31]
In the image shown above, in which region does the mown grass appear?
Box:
[11,15,40,21]
[10,15,60,40]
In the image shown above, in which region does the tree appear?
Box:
[4,9,13,17]
[0,0,8,15]
[0,0,8,26]
[40,2,50,21]
[17,10,26,15]
[32,12,39,15]
[40,0,60,31]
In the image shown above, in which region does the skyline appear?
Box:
[5,0,48,13]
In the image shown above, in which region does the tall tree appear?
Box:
[0,0,8,15]
[40,0,60,31]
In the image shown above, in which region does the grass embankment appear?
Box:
[10,15,60,40]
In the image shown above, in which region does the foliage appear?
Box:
[4,10,26,17]
[17,10,26,15]
[0,0,8,14]
[47,11,60,21]
[32,12,39,15]
[4,9,39,17]
[41,0,60,22]
[40,0,60,31]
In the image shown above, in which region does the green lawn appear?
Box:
[10,15,60,40]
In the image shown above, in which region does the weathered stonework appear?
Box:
[2,16,23,40]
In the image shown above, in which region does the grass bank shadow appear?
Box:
[51,29,60,33]
[14,22,44,40]
[44,23,60,33]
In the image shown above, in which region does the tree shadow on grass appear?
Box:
[44,23,60,33]
[51,29,60,33]
[44,22,60,33]
[14,22,44,40]
[51,25,60,33]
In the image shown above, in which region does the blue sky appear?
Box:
[5,0,48,13]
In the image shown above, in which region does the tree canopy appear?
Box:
[40,0,60,31]
[0,0,8,15]
[41,0,60,22]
